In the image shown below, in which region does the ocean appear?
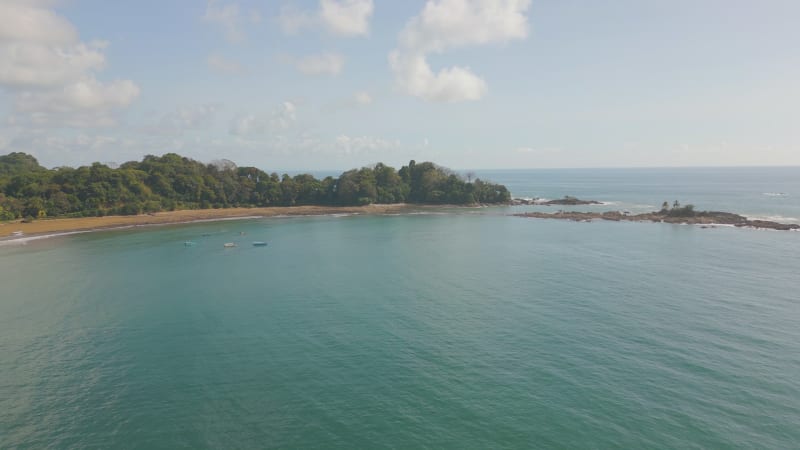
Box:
[1,167,799,448]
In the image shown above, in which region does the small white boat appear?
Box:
[223,242,237,248]
[184,241,196,247]
[12,231,23,236]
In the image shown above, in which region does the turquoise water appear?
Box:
[2,169,800,448]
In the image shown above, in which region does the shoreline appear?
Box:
[0,204,418,240]
[3,204,798,242]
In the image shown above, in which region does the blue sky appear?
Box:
[0,0,798,170]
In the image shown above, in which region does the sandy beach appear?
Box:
[0,204,416,239]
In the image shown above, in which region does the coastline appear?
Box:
[0,204,417,240]
[3,203,798,242]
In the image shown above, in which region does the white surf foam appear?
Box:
[0,230,92,246]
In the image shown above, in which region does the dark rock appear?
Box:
[542,196,601,206]
[510,196,602,206]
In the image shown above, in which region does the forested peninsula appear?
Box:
[0,152,510,221]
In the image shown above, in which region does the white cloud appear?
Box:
[398,0,530,52]
[354,91,372,105]
[15,79,139,113]
[0,1,78,46]
[0,2,109,90]
[293,53,344,76]
[390,0,531,102]
[0,41,107,88]
[229,101,297,136]
[203,0,261,43]
[389,52,486,102]
[0,1,139,128]
[320,0,374,36]
[279,0,374,37]
[207,53,244,75]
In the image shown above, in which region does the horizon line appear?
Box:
[275,164,800,173]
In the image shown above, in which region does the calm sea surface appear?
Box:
[1,168,799,448]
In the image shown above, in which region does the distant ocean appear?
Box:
[2,167,799,448]
[476,166,800,223]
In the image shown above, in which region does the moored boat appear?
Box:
[223,242,237,248]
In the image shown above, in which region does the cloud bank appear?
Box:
[0,0,140,128]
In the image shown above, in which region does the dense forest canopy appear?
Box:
[0,153,510,220]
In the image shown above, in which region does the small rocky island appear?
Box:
[511,196,602,206]
[513,202,800,231]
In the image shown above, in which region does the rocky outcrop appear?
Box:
[513,210,800,231]
[745,220,800,231]
[543,196,602,206]
[510,196,601,206]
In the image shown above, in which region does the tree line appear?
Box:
[0,152,510,220]
[660,200,696,217]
